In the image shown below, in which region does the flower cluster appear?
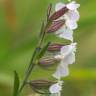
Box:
[31,1,80,95]
[50,1,80,42]
[47,1,80,95]
[14,1,80,96]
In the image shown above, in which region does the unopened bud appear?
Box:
[39,57,56,67]
[47,3,52,19]
[48,43,64,52]
[47,20,65,33]
[28,80,55,89]
[49,7,68,20]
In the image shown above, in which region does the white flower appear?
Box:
[66,1,80,10]
[53,43,77,79]
[49,81,63,96]
[49,83,61,93]
[55,1,80,41]
[56,25,73,42]
[56,1,80,22]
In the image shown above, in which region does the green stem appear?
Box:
[19,63,35,93]
[18,19,52,95]
[38,20,52,47]
[18,48,38,93]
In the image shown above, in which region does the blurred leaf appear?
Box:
[39,22,45,37]
[13,71,20,96]
[37,42,50,60]
[47,3,52,20]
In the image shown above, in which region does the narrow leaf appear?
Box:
[13,71,20,96]
[47,3,52,20]
[37,42,51,60]
[39,22,45,37]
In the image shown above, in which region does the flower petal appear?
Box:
[49,83,62,93]
[55,2,65,11]
[56,26,73,41]
[53,43,77,79]
[53,61,69,79]
[66,20,78,30]
[66,1,80,10]
[61,43,76,57]
[60,44,72,55]
[66,10,80,21]
[63,52,75,65]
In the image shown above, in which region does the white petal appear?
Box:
[53,43,77,79]
[56,26,73,41]
[53,61,69,79]
[55,2,65,11]
[61,43,77,56]
[66,10,80,21]
[63,52,75,65]
[66,1,80,10]
[60,44,72,55]
[62,43,77,64]
[49,83,62,94]
[54,55,64,60]
[53,53,75,79]
[66,20,78,30]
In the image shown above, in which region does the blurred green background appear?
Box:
[0,0,96,96]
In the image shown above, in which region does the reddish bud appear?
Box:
[49,7,68,20]
[48,43,64,52]
[47,20,65,33]
[47,3,52,19]
[29,80,55,89]
[39,57,56,67]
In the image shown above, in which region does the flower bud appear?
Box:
[47,20,65,33]
[47,3,52,19]
[39,57,56,67]
[48,43,64,52]
[28,80,55,89]
[49,7,68,20]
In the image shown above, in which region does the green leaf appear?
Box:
[47,3,52,20]
[39,22,45,37]
[13,71,20,96]
[37,42,51,60]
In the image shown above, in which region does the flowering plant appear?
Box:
[13,0,80,96]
